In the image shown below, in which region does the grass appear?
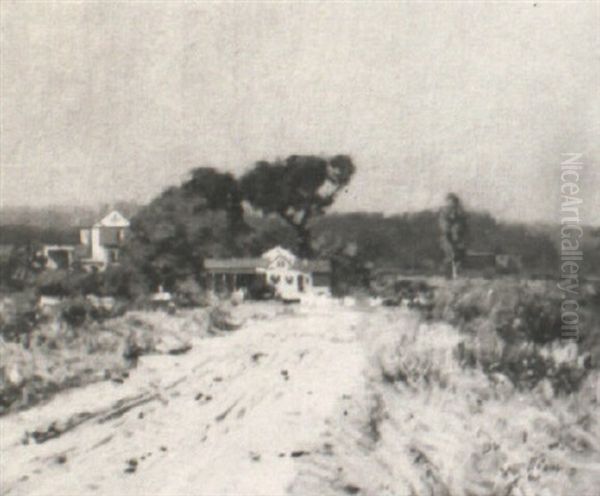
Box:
[0,309,211,415]
[364,308,600,495]
[426,278,599,393]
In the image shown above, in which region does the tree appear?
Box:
[2,244,46,289]
[125,187,200,290]
[182,167,245,233]
[240,155,356,257]
[125,168,252,290]
[439,193,468,279]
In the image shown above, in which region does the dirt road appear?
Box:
[1,306,371,496]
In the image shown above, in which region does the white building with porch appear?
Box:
[204,246,331,301]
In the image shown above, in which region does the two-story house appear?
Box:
[79,210,130,271]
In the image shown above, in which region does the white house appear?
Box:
[204,246,332,301]
[79,210,130,270]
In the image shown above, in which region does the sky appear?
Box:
[1,1,599,225]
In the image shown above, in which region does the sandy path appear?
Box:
[0,306,368,496]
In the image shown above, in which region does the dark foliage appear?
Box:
[311,211,571,277]
[240,155,356,257]
[182,167,246,232]
[126,168,258,290]
[0,225,80,246]
[60,299,89,327]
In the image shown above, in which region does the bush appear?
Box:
[60,298,90,327]
[49,296,129,329]
[99,265,149,299]
[432,279,593,346]
[34,265,150,301]
[428,279,598,392]
[374,315,462,388]
[0,308,211,414]
[174,277,206,307]
[367,310,600,496]
[0,293,39,344]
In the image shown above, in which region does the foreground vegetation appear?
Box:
[365,310,600,495]
[2,275,598,416]
[0,305,237,415]
[346,277,600,494]
[427,278,599,393]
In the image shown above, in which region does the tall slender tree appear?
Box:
[439,193,468,279]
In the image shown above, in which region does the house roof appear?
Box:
[204,258,268,272]
[204,246,331,274]
[204,256,332,274]
[93,210,130,228]
[262,246,296,263]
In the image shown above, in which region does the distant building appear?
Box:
[79,210,130,271]
[204,246,332,300]
[42,245,76,270]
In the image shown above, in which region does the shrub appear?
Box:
[0,308,211,414]
[60,298,89,327]
[374,315,461,388]
[427,279,598,392]
[34,265,150,301]
[99,265,149,299]
[0,293,39,344]
[174,277,206,307]
[367,311,600,496]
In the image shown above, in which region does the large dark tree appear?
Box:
[126,168,249,290]
[240,155,356,257]
[439,193,469,279]
[182,167,245,232]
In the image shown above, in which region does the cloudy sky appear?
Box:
[1,1,598,224]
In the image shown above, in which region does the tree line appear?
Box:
[2,154,599,295]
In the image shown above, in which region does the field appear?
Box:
[1,282,599,496]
